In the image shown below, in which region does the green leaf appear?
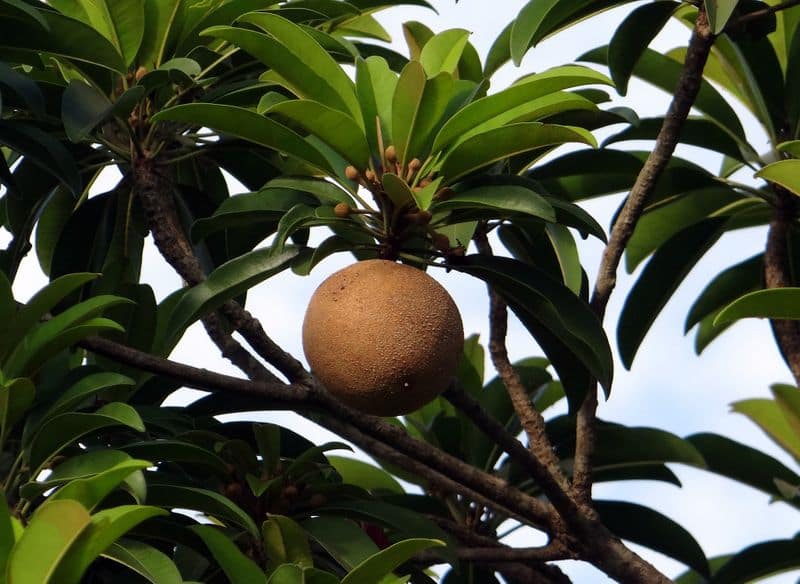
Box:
[268,564,339,584]
[327,456,404,494]
[450,255,612,409]
[28,403,145,473]
[705,0,741,34]
[777,141,800,158]
[266,100,371,169]
[53,505,167,584]
[381,173,416,209]
[685,254,763,331]
[61,80,114,143]
[732,398,800,461]
[419,29,470,76]
[152,104,334,175]
[137,0,180,68]
[595,500,709,576]
[122,439,229,474]
[193,525,267,584]
[608,1,680,95]
[21,450,135,501]
[6,499,92,584]
[687,433,800,505]
[618,218,726,369]
[341,538,444,584]
[356,56,398,153]
[303,516,380,571]
[0,490,15,579]
[211,14,360,121]
[263,515,313,570]
[146,484,258,536]
[0,0,49,29]
[756,160,800,196]
[773,384,800,436]
[708,536,800,583]
[166,247,299,344]
[434,184,556,223]
[40,372,135,425]
[102,539,183,584]
[0,377,34,447]
[715,288,800,325]
[432,65,611,153]
[440,123,596,184]
[0,61,44,115]
[56,0,145,66]
[50,459,151,511]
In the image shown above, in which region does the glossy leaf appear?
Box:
[432,65,611,153]
[434,184,556,222]
[327,456,404,494]
[419,29,470,76]
[705,0,741,34]
[263,515,313,570]
[595,500,709,576]
[609,2,679,94]
[146,484,258,536]
[0,490,13,579]
[193,525,267,584]
[451,255,612,408]
[356,55,397,153]
[122,439,229,474]
[152,104,334,174]
[440,123,596,184]
[266,100,371,168]
[50,459,151,511]
[341,538,444,584]
[166,247,299,344]
[715,288,800,325]
[618,219,727,369]
[756,159,800,196]
[268,564,339,584]
[102,539,183,584]
[52,505,167,584]
[709,536,800,583]
[0,377,34,446]
[6,499,92,584]
[28,403,145,473]
[303,516,379,571]
[41,372,135,424]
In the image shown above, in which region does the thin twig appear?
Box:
[728,0,800,28]
[573,8,716,503]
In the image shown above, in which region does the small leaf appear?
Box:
[756,159,800,196]
[193,525,267,584]
[341,538,444,584]
[715,288,800,325]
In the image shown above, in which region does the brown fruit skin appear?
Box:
[302,260,464,416]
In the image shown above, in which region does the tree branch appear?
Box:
[573,7,716,501]
[729,0,800,28]
[764,187,800,385]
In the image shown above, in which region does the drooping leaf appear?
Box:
[50,459,151,511]
[756,159,800,196]
[146,484,258,536]
[303,516,380,571]
[0,377,35,447]
[618,218,727,369]
[193,525,267,584]
[102,539,184,584]
[708,536,800,583]
[705,0,742,34]
[731,397,800,461]
[715,288,800,325]
[327,456,404,494]
[595,500,709,576]
[263,515,314,571]
[608,1,679,94]
[434,184,556,223]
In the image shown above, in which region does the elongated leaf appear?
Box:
[122,439,228,474]
[419,29,470,76]
[0,61,44,115]
[21,450,135,501]
[53,505,167,584]
[451,255,612,408]
[756,159,800,196]
[327,456,404,494]
[341,538,444,584]
[440,123,596,184]
[685,254,763,331]
[595,500,709,576]
[356,55,397,153]
[618,218,726,369]
[715,288,800,325]
[146,484,258,536]
[0,8,126,73]
[0,489,13,579]
[61,80,114,143]
[102,539,183,584]
[193,525,267,584]
[51,459,151,511]
[263,515,313,570]
[6,499,92,584]
[303,516,380,571]
[166,247,299,343]
[42,372,135,423]
[709,536,800,583]
[267,100,371,168]
[434,185,555,222]
[705,0,741,34]
[28,403,145,472]
[0,377,34,446]
[212,14,360,120]
[268,564,338,584]
[609,1,679,94]
[152,104,334,174]
[432,65,611,153]
[687,433,800,506]
[732,398,800,461]
[591,424,706,469]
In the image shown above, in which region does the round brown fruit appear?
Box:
[302,259,464,416]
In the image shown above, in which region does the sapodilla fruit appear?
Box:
[302,259,464,416]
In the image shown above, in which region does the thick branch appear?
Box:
[765,188,800,385]
[574,8,715,501]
